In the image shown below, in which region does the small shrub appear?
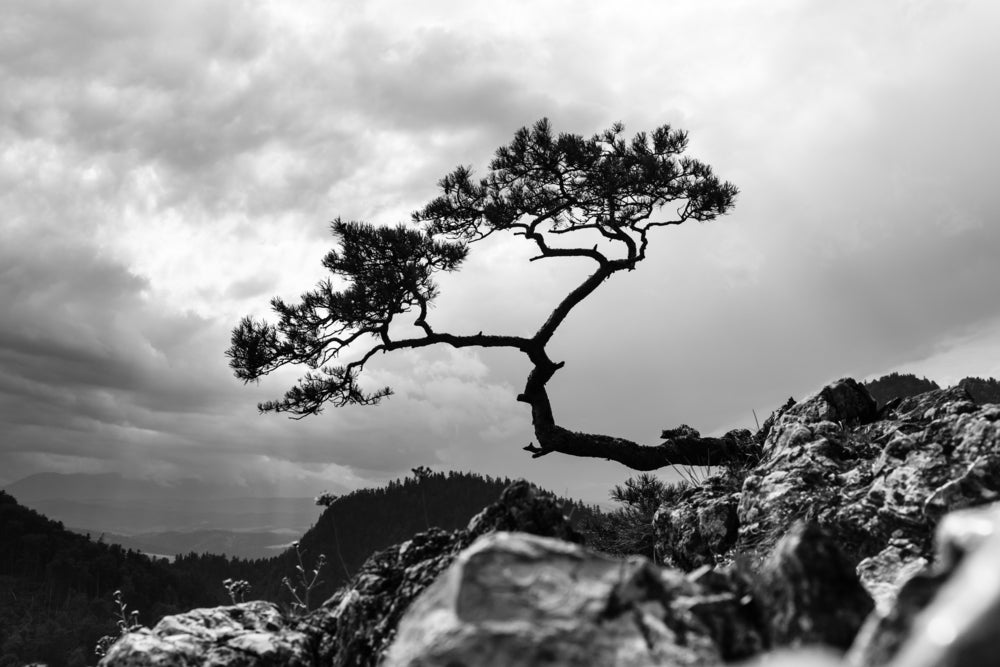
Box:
[222,578,251,604]
[282,541,326,613]
[94,590,143,658]
[581,473,684,562]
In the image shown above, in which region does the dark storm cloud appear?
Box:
[0,241,220,424]
[0,230,524,484]
[0,3,556,488]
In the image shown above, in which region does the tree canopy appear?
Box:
[229,118,752,470]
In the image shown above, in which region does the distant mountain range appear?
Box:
[80,528,298,559]
[22,495,320,535]
[1,472,329,557]
[4,471,343,502]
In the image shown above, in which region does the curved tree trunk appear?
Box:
[522,421,757,471]
[516,354,758,471]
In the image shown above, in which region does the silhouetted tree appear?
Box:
[228,118,744,470]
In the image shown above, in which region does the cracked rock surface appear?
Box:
[385,531,725,666]
[99,601,309,667]
[657,378,1000,613]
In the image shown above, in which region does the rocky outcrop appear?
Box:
[102,378,1000,667]
[658,380,1000,594]
[99,601,310,666]
[387,504,1000,667]
[651,378,1000,664]
[385,521,876,665]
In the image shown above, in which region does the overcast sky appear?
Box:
[2,0,999,504]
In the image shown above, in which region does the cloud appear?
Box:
[2,1,999,505]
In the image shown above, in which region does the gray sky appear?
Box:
[2,0,999,504]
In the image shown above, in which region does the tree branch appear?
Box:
[522,425,756,470]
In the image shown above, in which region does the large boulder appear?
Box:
[384,522,872,665]
[385,531,746,666]
[387,501,1000,667]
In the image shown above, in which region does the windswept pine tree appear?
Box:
[229,118,745,471]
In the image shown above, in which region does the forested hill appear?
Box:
[863,372,939,407]
[958,376,1000,405]
[222,469,601,607]
[0,490,214,667]
[1,471,598,666]
[863,372,1000,408]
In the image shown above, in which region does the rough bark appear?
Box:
[521,419,757,470]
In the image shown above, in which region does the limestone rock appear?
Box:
[850,501,1000,667]
[385,531,726,666]
[734,382,1000,569]
[846,569,944,667]
[855,544,928,615]
[650,378,1000,661]
[99,601,309,667]
[653,477,739,569]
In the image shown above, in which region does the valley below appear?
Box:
[2,473,322,559]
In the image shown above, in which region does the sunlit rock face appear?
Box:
[384,524,875,665]
[657,379,1000,606]
[385,505,1000,667]
[385,531,754,666]
[99,601,309,667]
